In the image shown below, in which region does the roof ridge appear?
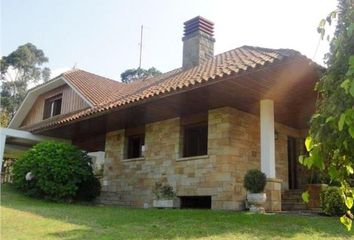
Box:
[241,45,301,55]
[97,68,183,106]
[98,45,304,107]
[61,68,80,74]
[121,67,182,85]
[64,69,122,85]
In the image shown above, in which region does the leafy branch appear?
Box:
[300,0,354,230]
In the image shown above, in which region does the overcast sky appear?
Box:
[1,0,337,81]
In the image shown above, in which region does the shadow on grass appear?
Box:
[1,184,353,240]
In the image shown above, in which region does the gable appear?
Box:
[8,76,93,129]
[20,84,90,127]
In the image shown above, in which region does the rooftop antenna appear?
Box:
[138,25,143,69]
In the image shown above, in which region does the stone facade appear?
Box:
[102,106,306,210]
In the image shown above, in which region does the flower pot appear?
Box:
[247,193,267,213]
[247,192,267,205]
[306,184,327,210]
[153,199,180,208]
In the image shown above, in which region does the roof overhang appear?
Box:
[8,76,93,129]
[35,57,318,140]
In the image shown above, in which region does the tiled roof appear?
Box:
[22,45,307,132]
[63,70,124,106]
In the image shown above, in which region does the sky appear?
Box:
[1,0,337,81]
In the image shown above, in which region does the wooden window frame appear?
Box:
[182,122,208,157]
[125,126,145,159]
[43,94,62,120]
[180,112,208,158]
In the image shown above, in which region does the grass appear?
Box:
[1,184,353,240]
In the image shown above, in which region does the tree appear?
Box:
[300,0,354,230]
[0,111,10,127]
[120,67,161,83]
[0,43,51,120]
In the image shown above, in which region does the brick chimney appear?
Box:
[182,16,215,69]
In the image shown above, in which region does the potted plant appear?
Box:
[243,169,267,213]
[306,170,328,210]
[152,181,180,208]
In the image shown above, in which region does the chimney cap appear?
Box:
[183,16,214,37]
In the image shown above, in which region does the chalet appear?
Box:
[0,16,319,211]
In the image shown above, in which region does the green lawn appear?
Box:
[0,184,353,240]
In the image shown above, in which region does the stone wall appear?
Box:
[182,30,215,69]
[101,107,305,210]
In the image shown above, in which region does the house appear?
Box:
[1,16,319,211]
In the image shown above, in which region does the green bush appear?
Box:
[243,169,267,193]
[12,141,100,202]
[75,177,101,201]
[320,187,347,216]
[153,181,176,200]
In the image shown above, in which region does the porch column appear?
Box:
[260,99,275,178]
[260,100,282,212]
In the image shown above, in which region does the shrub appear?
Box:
[243,169,267,193]
[153,181,176,200]
[75,177,101,201]
[320,187,348,216]
[12,141,100,202]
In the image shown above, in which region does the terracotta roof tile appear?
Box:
[22,46,307,132]
[62,69,124,105]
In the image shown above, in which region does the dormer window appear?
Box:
[43,94,62,119]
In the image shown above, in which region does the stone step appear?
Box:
[282,200,306,205]
[282,203,308,211]
[281,189,308,211]
[281,199,305,204]
[282,190,305,199]
[282,197,303,202]
[282,191,304,195]
[282,190,305,194]
[282,194,303,199]
[282,202,307,207]
[284,189,304,192]
[282,197,304,202]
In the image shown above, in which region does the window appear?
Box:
[183,123,208,157]
[125,126,145,159]
[127,134,145,159]
[43,94,62,119]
